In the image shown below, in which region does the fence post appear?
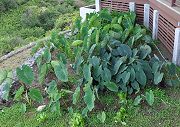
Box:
[95,0,101,12]
[144,4,150,28]
[152,10,159,40]
[129,2,136,12]
[172,28,180,65]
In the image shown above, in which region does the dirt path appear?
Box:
[0,48,32,70]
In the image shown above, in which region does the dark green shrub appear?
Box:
[21,6,40,27]
[0,0,18,12]
[16,0,29,5]
[38,10,56,31]
[0,2,6,12]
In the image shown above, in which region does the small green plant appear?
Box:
[69,113,84,127]
[114,107,127,125]
[97,111,106,123]
[37,112,48,123]
[133,90,155,106]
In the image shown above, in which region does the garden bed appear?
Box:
[0,9,179,127]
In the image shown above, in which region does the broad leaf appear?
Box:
[0,70,7,85]
[104,82,118,92]
[29,88,43,103]
[73,86,80,105]
[38,64,47,84]
[102,68,111,82]
[83,78,95,111]
[51,61,68,82]
[83,64,91,82]
[43,48,51,63]
[72,40,83,47]
[97,111,106,123]
[14,86,24,101]
[135,68,147,86]
[16,65,34,85]
[154,72,164,85]
[139,45,152,59]
[145,90,154,106]
[134,95,142,106]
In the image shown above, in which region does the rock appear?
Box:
[37,105,46,112]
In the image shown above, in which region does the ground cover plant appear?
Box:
[0,9,180,126]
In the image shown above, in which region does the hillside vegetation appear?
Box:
[0,0,93,56]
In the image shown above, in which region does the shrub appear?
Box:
[38,10,56,31]
[21,6,40,27]
[55,12,79,31]
[0,0,18,12]
[0,36,24,55]
[21,6,57,31]
[16,0,29,5]
[20,27,45,39]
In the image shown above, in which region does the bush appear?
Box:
[20,27,45,39]
[38,10,56,31]
[55,12,79,31]
[16,0,29,5]
[0,0,18,12]
[53,3,74,14]
[21,6,57,31]
[21,6,40,27]
[0,36,24,55]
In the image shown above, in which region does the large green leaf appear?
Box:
[43,48,51,63]
[102,68,112,82]
[83,78,95,111]
[139,45,152,59]
[131,81,140,91]
[29,88,43,103]
[113,57,126,75]
[134,95,142,106]
[145,90,154,106]
[0,70,7,85]
[135,69,147,86]
[104,82,118,92]
[116,44,132,57]
[152,62,159,74]
[72,40,83,47]
[51,61,68,82]
[83,64,91,82]
[73,86,80,105]
[38,64,47,84]
[16,65,34,85]
[1,71,13,101]
[121,71,131,84]
[47,80,57,94]
[154,72,164,85]
[14,86,24,101]
[89,56,100,67]
[97,111,106,123]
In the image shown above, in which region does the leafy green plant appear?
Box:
[37,112,48,123]
[69,113,84,127]
[97,111,106,123]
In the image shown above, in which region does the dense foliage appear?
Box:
[0,10,179,120]
[0,0,94,56]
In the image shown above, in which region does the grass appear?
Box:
[0,87,180,127]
